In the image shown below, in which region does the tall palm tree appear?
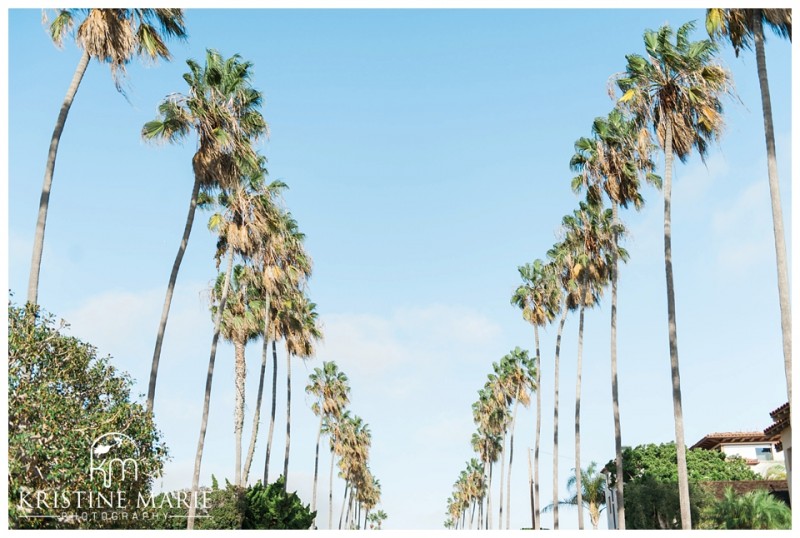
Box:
[212,263,263,487]
[706,7,792,415]
[512,259,560,529]
[325,410,351,529]
[306,361,350,527]
[186,160,268,530]
[544,242,577,531]
[29,9,186,306]
[240,186,306,485]
[472,388,505,530]
[275,288,322,489]
[142,49,267,415]
[485,373,510,529]
[570,108,657,529]
[615,21,731,528]
[543,462,607,530]
[561,201,616,529]
[497,348,536,530]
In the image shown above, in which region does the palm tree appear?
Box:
[337,415,371,529]
[142,49,267,415]
[570,108,657,529]
[325,410,350,529]
[544,242,578,531]
[240,186,306,485]
[186,160,269,529]
[706,7,793,416]
[275,288,322,489]
[512,259,560,529]
[497,348,536,530]
[543,462,607,530]
[707,487,791,529]
[561,202,616,529]
[29,9,186,306]
[472,388,504,529]
[306,361,350,527]
[212,263,263,487]
[368,509,388,529]
[615,21,731,528]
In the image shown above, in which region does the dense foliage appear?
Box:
[603,442,762,529]
[8,302,168,529]
[146,475,315,529]
[604,442,760,485]
[704,487,791,529]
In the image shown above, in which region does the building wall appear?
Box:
[719,442,784,478]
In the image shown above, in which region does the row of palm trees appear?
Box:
[445,347,536,529]
[25,8,387,531]
[307,361,385,529]
[509,10,791,532]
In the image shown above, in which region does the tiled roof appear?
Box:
[691,431,777,450]
[764,402,790,437]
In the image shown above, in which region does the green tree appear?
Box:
[142,48,268,415]
[706,487,791,529]
[615,22,732,528]
[543,462,607,530]
[306,361,351,527]
[8,302,168,529]
[511,259,560,529]
[29,9,186,306]
[706,7,793,416]
[604,442,760,529]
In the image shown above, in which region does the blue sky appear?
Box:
[5,6,794,530]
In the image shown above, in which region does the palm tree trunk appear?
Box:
[311,414,323,526]
[338,480,349,530]
[263,339,278,484]
[486,460,493,529]
[589,501,600,530]
[233,338,247,487]
[575,303,585,530]
[506,398,519,530]
[610,201,626,529]
[329,447,335,529]
[345,485,355,529]
[469,499,476,529]
[663,121,691,529]
[146,174,202,414]
[753,10,792,415]
[498,431,506,529]
[28,49,91,307]
[552,304,568,530]
[187,245,235,530]
[283,351,292,489]
[243,315,270,484]
[528,445,535,529]
[533,325,542,530]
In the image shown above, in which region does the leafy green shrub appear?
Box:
[8,302,168,529]
[146,475,314,529]
[705,487,791,529]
